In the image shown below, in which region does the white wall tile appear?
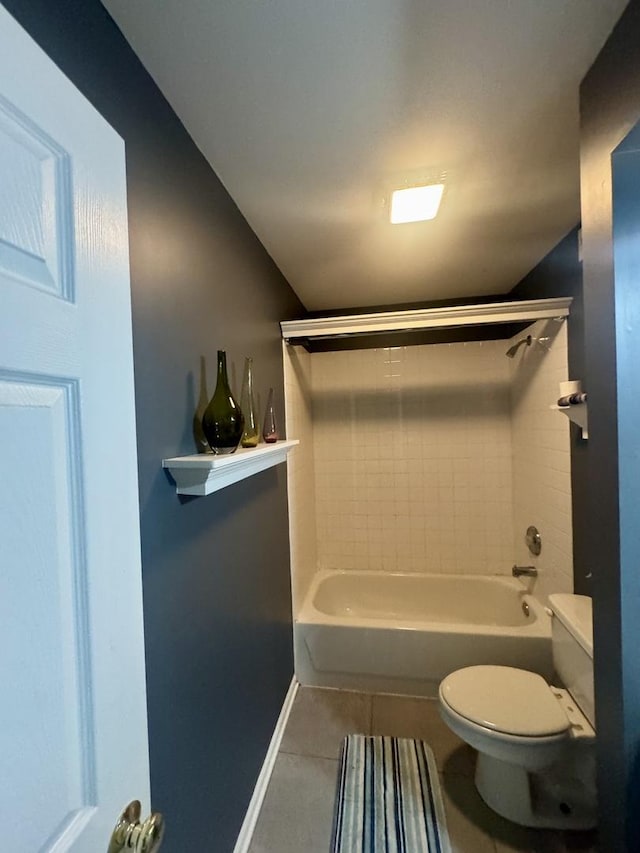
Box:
[283,343,317,613]
[310,340,515,576]
[508,319,574,603]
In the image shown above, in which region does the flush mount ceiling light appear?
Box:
[389,182,445,224]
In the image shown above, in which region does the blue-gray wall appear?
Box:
[1,2,303,850]
[580,2,640,847]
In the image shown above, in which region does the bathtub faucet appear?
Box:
[512,565,538,578]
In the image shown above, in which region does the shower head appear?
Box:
[505,335,532,358]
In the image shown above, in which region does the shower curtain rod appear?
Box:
[280,297,572,342]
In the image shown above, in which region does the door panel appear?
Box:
[0,5,151,850]
[0,93,74,298]
[1,378,96,852]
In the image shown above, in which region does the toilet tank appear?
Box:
[548,594,595,728]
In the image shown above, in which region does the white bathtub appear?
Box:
[294,570,553,697]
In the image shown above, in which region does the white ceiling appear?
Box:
[102,0,627,311]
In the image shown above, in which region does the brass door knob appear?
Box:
[108,800,165,853]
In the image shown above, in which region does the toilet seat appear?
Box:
[439,690,569,754]
[439,665,570,737]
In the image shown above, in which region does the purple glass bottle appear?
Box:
[262,387,279,443]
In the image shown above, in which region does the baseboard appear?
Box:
[232,675,299,853]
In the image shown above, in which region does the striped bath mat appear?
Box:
[331,735,451,853]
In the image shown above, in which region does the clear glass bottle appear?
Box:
[262,387,279,443]
[239,357,260,448]
[202,350,244,454]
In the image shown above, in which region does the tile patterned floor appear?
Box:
[248,686,598,853]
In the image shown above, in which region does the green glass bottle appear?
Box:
[202,350,244,454]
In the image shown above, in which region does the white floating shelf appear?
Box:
[551,403,588,439]
[281,297,572,341]
[163,440,299,496]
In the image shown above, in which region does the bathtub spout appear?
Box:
[512,565,538,578]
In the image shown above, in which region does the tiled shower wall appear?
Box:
[284,322,574,611]
[311,342,515,575]
[509,319,573,602]
[283,343,317,612]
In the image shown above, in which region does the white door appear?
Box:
[0,6,153,851]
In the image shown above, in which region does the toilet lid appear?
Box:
[440,666,569,737]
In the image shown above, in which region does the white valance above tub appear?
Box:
[281,297,572,343]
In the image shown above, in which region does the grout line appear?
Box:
[278,747,341,763]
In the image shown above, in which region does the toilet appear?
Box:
[438,593,596,830]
